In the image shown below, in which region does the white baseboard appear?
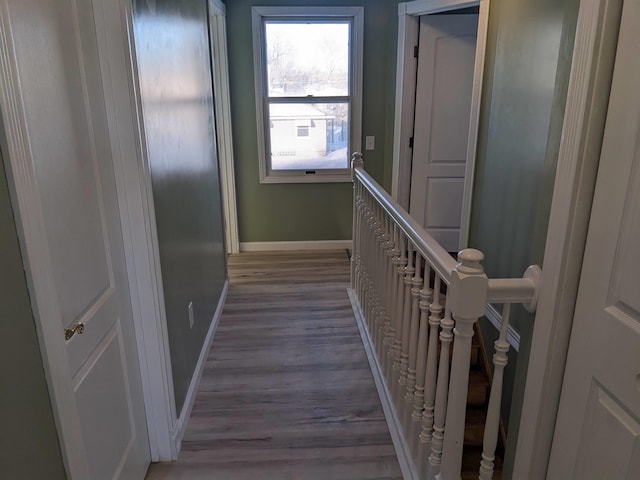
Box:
[239,240,352,252]
[347,288,419,480]
[484,304,520,352]
[171,280,229,453]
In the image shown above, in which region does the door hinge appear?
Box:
[413,45,419,58]
[409,137,414,148]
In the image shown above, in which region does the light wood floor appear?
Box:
[146,250,402,480]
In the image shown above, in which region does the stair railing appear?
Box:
[349,153,541,480]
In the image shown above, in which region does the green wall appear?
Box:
[469,0,580,476]
[226,0,401,243]
[0,149,66,479]
[132,0,228,414]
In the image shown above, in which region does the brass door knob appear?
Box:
[64,323,85,341]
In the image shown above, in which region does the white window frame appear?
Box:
[251,6,364,184]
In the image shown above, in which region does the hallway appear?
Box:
[146,250,402,480]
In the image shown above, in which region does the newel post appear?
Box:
[439,249,488,480]
[351,152,364,290]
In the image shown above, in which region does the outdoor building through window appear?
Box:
[252,7,363,183]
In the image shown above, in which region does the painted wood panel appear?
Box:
[410,14,478,252]
[1,0,151,476]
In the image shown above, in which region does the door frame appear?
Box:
[208,0,240,254]
[391,0,490,250]
[0,0,179,469]
[512,0,623,477]
[93,0,177,461]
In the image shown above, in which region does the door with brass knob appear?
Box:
[0,0,151,477]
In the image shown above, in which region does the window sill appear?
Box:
[259,172,352,184]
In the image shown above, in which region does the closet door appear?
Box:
[1,0,150,477]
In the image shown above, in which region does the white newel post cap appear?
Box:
[449,249,489,319]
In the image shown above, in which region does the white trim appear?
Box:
[94,0,176,461]
[172,281,229,453]
[513,0,622,477]
[406,0,480,15]
[239,240,352,252]
[251,6,363,184]
[348,289,419,480]
[208,0,225,16]
[95,0,177,461]
[484,304,520,352]
[208,0,240,254]
[391,0,489,249]
[458,0,489,250]
[390,6,419,209]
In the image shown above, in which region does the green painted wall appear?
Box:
[132,0,228,414]
[226,0,401,242]
[0,150,66,479]
[469,0,580,476]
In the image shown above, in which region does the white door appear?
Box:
[1,0,150,478]
[547,1,640,478]
[409,14,478,252]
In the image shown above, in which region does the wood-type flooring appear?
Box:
[146,250,402,480]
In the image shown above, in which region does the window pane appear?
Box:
[268,102,349,170]
[265,22,349,97]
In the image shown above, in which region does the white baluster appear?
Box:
[358,192,367,315]
[392,235,408,391]
[367,202,379,344]
[356,187,365,302]
[397,242,415,406]
[385,223,401,381]
[364,195,375,331]
[425,287,448,479]
[367,196,377,338]
[420,275,442,440]
[350,153,364,289]
[410,264,433,455]
[479,303,511,480]
[440,249,488,480]
[354,182,365,307]
[404,252,423,428]
[379,214,393,363]
[374,203,386,355]
[351,179,360,293]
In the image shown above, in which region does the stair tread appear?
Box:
[464,407,487,447]
[467,370,490,407]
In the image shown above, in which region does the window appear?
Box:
[252,7,363,183]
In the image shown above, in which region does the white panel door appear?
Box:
[548,2,640,478]
[2,0,150,477]
[409,14,477,253]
